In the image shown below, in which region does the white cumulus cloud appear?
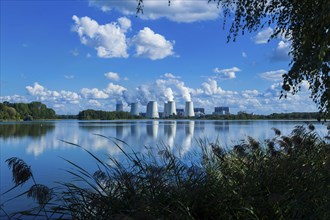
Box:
[104,83,127,96]
[163,73,180,79]
[123,73,192,105]
[270,40,291,61]
[72,15,130,58]
[88,99,102,107]
[21,74,318,115]
[26,82,81,104]
[0,95,28,103]
[260,69,287,81]
[213,67,241,80]
[253,27,273,44]
[72,16,175,60]
[104,72,120,81]
[201,79,237,96]
[81,88,109,99]
[89,0,221,23]
[132,27,174,60]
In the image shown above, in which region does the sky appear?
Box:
[0,0,317,115]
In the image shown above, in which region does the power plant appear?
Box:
[213,107,230,115]
[163,103,168,117]
[146,101,159,118]
[163,101,176,117]
[116,103,123,112]
[184,101,195,117]
[130,102,139,116]
[124,100,230,118]
[168,101,176,116]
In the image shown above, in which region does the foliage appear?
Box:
[77,109,141,120]
[1,158,55,219]
[2,125,330,219]
[136,0,330,117]
[221,0,330,117]
[203,111,323,120]
[0,102,56,120]
[0,104,20,120]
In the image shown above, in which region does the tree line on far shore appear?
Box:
[0,101,56,121]
[0,101,325,121]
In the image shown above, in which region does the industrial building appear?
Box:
[130,102,139,116]
[184,101,195,117]
[213,107,230,115]
[116,103,123,112]
[176,109,184,117]
[146,101,159,118]
[125,100,232,118]
[194,108,205,114]
[163,101,177,117]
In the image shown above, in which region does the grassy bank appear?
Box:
[1,125,330,219]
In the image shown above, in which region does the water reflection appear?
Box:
[163,121,177,148]
[1,120,327,158]
[130,122,139,137]
[1,119,327,215]
[214,121,229,132]
[0,122,55,139]
[181,121,195,154]
[194,121,205,132]
[116,124,124,139]
[146,121,159,139]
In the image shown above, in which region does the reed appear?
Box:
[1,124,329,219]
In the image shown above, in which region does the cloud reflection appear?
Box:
[2,120,327,158]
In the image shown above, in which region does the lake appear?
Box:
[0,119,328,215]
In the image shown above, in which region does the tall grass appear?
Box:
[1,124,330,219]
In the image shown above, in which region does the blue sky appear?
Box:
[0,0,316,114]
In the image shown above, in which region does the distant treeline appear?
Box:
[0,101,324,121]
[77,109,142,120]
[79,110,322,120]
[0,102,56,121]
[201,111,323,120]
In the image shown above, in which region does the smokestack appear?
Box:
[163,102,169,118]
[184,101,195,117]
[130,102,139,116]
[116,103,123,112]
[167,101,177,116]
[146,101,159,118]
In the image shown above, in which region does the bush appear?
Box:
[1,125,330,219]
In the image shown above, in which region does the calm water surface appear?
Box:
[0,119,328,214]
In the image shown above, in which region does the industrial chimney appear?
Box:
[184,101,195,117]
[146,101,159,118]
[163,102,169,118]
[116,103,123,112]
[130,102,139,116]
[167,101,177,116]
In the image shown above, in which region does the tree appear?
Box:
[137,0,330,117]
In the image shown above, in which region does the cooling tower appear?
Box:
[116,103,123,112]
[167,101,177,116]
[130,102,139,116]
[163,103,169,117]
[184,101,195,117]
[146,101,159,118]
